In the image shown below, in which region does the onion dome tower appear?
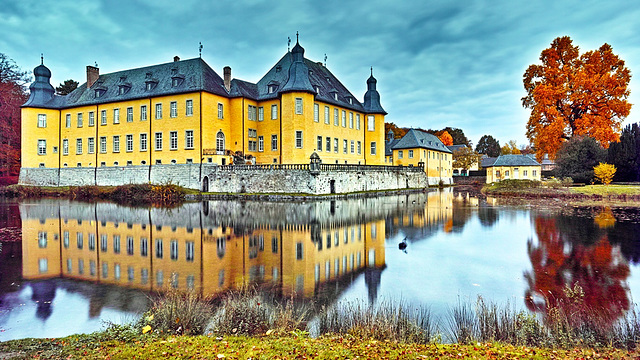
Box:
[281,33,314,93]
[363,68,386,114]
[24,56,55,106]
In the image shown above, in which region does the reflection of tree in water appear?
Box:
[524,216,630,328]
[477,206,498,227]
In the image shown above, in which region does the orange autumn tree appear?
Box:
[437,130,453,146]
[522,36,631,160]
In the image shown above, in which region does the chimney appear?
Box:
[223,66,231,92]
[86,65,99,88]
[174,56,180,62]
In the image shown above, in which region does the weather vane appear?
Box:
[199,42,203,58]
[288,37,291,52]
[95,61,98,67]
[324,54,327,67]
[371,66,373,76]
[40,53,43,65]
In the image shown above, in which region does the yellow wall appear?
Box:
[486,165,541,183]
[22,107,60,168]
[392,148,453,179]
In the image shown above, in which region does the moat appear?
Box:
[1,189,639,341]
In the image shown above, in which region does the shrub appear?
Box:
[142,286,213,336]
[209,290,274,336]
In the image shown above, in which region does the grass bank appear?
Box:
[0,183,191,207]
[482,179,640,205]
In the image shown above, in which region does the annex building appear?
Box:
[20,38,388,190]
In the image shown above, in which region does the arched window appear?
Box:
[216,131,225,155]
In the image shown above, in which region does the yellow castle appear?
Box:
[20,37,387,188]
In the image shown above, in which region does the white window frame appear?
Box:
[113,135,120,153]
[186,99,193,116]
[140,105,147,121]
[334,138,338,153]
[126,107,133,122]
[170,101,177,118]
[343,139,348,154]
[185,130,194,149]
[216,131,225,154]
[62,139,69,155]
[349,112,354,128]
[398,150,403,159]
[314,103,319,122]
[155,132,163,150]
[155,103,162,119]
[126,134,133,152]
[66,113,71,128]
[271,104,277,120]
[409,150,414,158]
[350,140,355,154]
[170,131,178,150]
[100,137,107,153]
[317,136,322,151]
[357,141,361,155]
[271,134,278,151]
[258,106,264,121]
[38,114,47,128]
[356,114,360,130]
[324,106,330,124]
[367,115,375,131]
[88,112,94,126]
[295,98,303,114]
[334,108,339,126]
[370,141,377,155]
[101,110,107,125]
[140,133,148,152]
[326,137,331,152]
[342,110,346,127]
[77,113,83,127]
[113,108,120,124]
[38,139,46,155]
[258,136,264,152]
[88,137,95,154]
[218,103,224,119]
[76,138,83,155]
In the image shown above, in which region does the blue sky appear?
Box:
[3,0,640,147]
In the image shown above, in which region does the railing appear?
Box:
[212,163,423,172]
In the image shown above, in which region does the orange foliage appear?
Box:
[524,216,629,328]
[438,131,453,146]
[523,36,631,160]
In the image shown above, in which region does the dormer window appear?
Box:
[267,81,279,94]
[118,84,131,95]
[334,93,338,100]
[276,65,282,73]
[95,89,105,98]
[172,78,179,87]
[346,96,353,104]
[171,74,185,87]
[315,86,320,93]
[145,79,158,91]
[94,82,107,98]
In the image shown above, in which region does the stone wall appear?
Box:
[19,167,59,186]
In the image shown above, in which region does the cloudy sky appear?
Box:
[2,0,640,147]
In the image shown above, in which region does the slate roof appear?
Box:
[385,138,401,156]
[488,154,541,167]
[24,40,384,114]
[447,145,468,153]
[480,156,497,168]
[391,129,452,153]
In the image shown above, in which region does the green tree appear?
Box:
[475,135,500,157]
[443,127,471,146]
[555,136,606,184]
[55,79,78,95]
[0,53,29,177]
[452,146,480,171]
[606,123,639,182]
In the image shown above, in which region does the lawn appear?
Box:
[571,184,640,196]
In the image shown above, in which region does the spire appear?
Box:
[24,58,55,107]
[281,33,314,94]
[363,68,386,115]
[40,53,43,65]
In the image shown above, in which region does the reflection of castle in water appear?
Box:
[21,191,453,302]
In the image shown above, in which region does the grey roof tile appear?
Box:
[391,129,452,153]
[489,154,541,167]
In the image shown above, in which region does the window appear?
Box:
[38,114,46,128]
[324,106,330,124]
[342,110,346,127]
[89,233,95,250]
[248,129,257,138]
[295,98,303,114]
[126,135,133,152]
[533,170,537,177]
[258,136,264,152]
[155,132,163,150]
[271,104,277,119]
[170,131,178,150]
[356,114,360,130]
[357,141,361,155]
[140,238,148,257]
[113,108,120,124]
[88,112,94,126]
[334,108,339,126]
[409,150,414,158]
[39,231,47,248]
[317,136,322,151]
[218,103,223,119]
[66,113,71,128]
[113,235,120,254]
[113,136,120,153]
[271,134,278,151]
[258,106,264,121]
[126,107,133,122]
[100,234,107,252]
[325,137,331,152]
[62,139,69,155]
[343,139,348,153]
[367,115,375,131]
[101,110,107,125]
[398,150,404,159]
[155,103,162,119]
[349,112,354,128]
[294,131,303,148]
[88,137,95,154]
[248,140,257,151]
[185,130,194,149]
[170,101,177,118]
[186,241,194,262]
[216,132,225,153]
[523,170,528,177]
[505,170,510,177]
[76,138,82,154]
[155,239,163,259]
[170,240,178,260]
[370,141,377,155]
[140,105,147,121]
[296,242,303,260]
[350,140,355,154]
[77,113,83,127]
[140,133,147,151]
[186,99,193,116]
[314,103,319,122]
[334,138,338,153]
[100,137,107,153]
[248,105,257,120]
